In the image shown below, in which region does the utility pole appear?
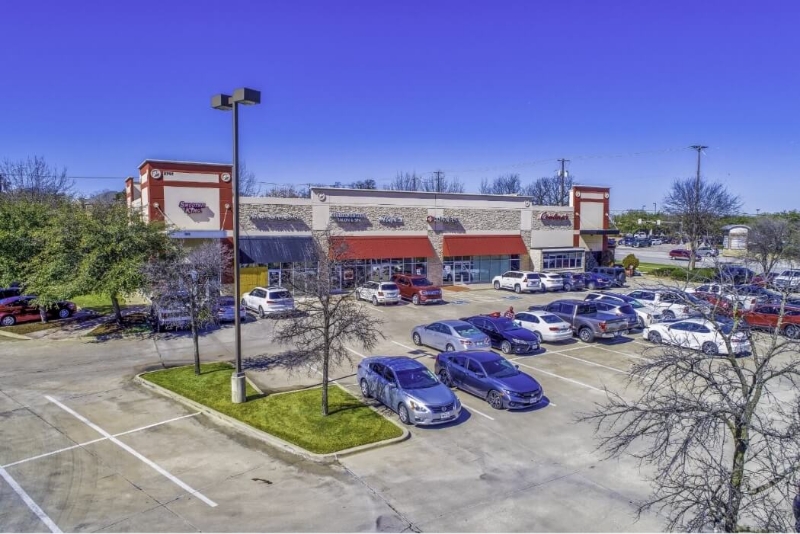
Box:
[557,159,569,205]
[689,145,707,269]
[433,170,444,193]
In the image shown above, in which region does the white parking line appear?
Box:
[367,306,385,313]
[548,352,633,376]
[460,402,495,421]
[45,396,217,508]
[0,466,62,533]
[2,412,201,469]
[540,345,585,355]
[511,359,606,393]
[391,340,419,352]
[345,347,367,359]
[592,345,653,362]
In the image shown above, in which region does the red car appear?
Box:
[751,272,778,289]
[390,273,443,305]
[693,291,737,317]
[742,305,800,339]
[669,249,696,261]
[0,296,76,327]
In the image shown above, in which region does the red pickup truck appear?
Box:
[390,274,443,305]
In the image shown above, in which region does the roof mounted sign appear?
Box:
[179,201,207,214]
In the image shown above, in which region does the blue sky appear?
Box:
[1,0,798,213]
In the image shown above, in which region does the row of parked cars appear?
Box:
[0,287,77,327]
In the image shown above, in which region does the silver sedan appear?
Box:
[412,319,492,352]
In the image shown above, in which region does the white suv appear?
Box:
[774,270,800,292]
[492,271,542,293]
[539,272,565,292]
[241,286,295,318]
[626,289,706,321]
[356,281,400,305]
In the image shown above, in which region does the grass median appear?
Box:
[142,362,403,454]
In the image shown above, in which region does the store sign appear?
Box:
[179,201,207,214]
[330,212,365,223]
[540,212,571,224]
[427,215,459,224]
[255,214,301,221]
[379,216,404,225]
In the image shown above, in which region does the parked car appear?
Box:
[581,272,613,290]
[626,289,707,320]
[355,281,400,306]
[590,266,626,287]
[0,296,76,327]
[411,320,491,352]
[607,238,617,248]
[773,269,800,292]
[643,317,750,355]
[391,274,443,305]
[751,272,779,289]
[0,287,22,300]
[460,315,540,354]
[435,350,544,410]
[150,292,191,332]
[632,238,651,248]
[583,299,638,330]
[357,356,461,425]
[669,249,696,261]
[532,299,629,342]
[584,292,662,329]
[216,296,247,323]
[491,271,542,293]
[241,286,295,318]
[696,246,719,258]
[714,265,756,285]
[558,272,585,292]
[742,305,800,339]
[650,238,664,246]
[511,310,573,342]
[539,272,565,292]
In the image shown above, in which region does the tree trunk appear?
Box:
[39,307,47,323]
[321,347,329,416]
[190,294,200,375]
[725,424,748,532]
[110,294,123,324]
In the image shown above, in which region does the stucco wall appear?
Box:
[241,203,313,233]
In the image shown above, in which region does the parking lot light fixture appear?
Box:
[211,87,261,403]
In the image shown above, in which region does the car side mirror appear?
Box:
[515,364,520,369]
[474,372,485,378]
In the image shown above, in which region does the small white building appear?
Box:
[721,224,749,252]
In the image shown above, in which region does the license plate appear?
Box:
[439,411,451,419]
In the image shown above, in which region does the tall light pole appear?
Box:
[653,202,657,214]
[212,88,261,403]
[689,145,707,263]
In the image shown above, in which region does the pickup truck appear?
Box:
[530,299,629,342]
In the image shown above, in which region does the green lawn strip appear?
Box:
[142,362,403,454]
[635,261,673,274]
[72,293,148,316]
[1,314,98,335]
[85,312,151,337]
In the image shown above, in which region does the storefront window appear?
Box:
[442,255,514,284]
[542,251,584,271]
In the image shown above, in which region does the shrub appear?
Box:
[622,254,640,271]
[649,266,715,283]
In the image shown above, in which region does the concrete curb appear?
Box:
[134,367,410,464]
[0,330,32,340]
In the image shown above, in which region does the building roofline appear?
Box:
[309,186,532,202]
[138,159,231,169]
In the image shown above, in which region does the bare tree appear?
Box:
[386,171,424,191]
[662,177,742,270]
[143,242,232,375]
[522,174,574,205]
[747,217,800,275]
[580,282,800,532]
[420,172,465,193]
[0,156,74,200]
[263,184,312,198]
[237,160,260,197]
[479,173,521,195]
[272,230,384,416]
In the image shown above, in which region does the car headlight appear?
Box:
[454,398,462,410]
[502,389,517,397]
[511,338,528,344]
[408,400,429,412]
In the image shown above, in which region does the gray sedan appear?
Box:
[412,319,492,352]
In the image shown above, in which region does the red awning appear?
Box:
[330,236,435,260]
[442,234,528,256]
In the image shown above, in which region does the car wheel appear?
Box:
[514,284,521,294]
[784,324,800,339]
[412,294,420,305]
[487,390,504,410]
[445,344,455,352]
[356,290,363,301]
[637,316,645,329]
[439,369,453,387]
[540,285,547,293]
[501,340,513,354]
[58,308,70,319]
[578,327,594,343]
[534,330,543,344]
[662,310,675,320]
[412,332,422,346]
[702,342,719,356]
[372,296,379,306]
[588,282,597,290]
[1,315,16,327]
[648,331,662,344]
[494,281,501,290]
[398,404,412,425]
[258,306,265,319]
[360,379,371,398]
[563,283,572,292]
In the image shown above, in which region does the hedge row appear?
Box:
[648,267,716,283]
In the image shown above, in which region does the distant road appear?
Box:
[614,244,794,274]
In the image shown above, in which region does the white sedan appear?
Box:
[512,310,573,342]
[642,318,750,355]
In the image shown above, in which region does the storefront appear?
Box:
[126,160,616,293]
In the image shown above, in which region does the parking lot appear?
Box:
[1,283,679,532]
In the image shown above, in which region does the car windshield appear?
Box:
[495,318,517,331]
[381,283,399,291]
[541,314,563,324]
[716,322,739,335]
[395,367,439,389]
[625,299,644,308]
[482,358,519,378]
[270,291,292,299]
[453,325,481,336]
[218,296,235,306]
[411,278,433,286]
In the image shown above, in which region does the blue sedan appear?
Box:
[435,350,544,410]
[357,356,461,426]
[460,315,540,354]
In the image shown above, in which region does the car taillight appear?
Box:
[682,307,689,314]
[599,321,607,331]
[549,327,561,331]
[267,300,277,304]
[461,339,473,345]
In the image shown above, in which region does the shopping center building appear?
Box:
[127,159,618,291]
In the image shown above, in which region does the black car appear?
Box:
[559,272,586,292]
[0,287,23,299]
[714,266,756,285]
[590,266,626,287]
[459,315,540,355]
